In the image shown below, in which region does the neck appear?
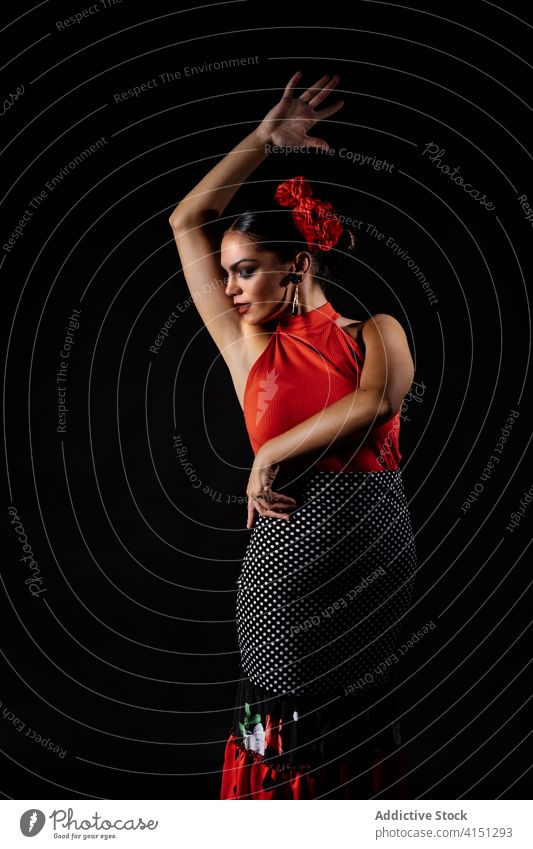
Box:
[292,284,328,315]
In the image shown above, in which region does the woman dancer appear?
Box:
[169,71,418,799]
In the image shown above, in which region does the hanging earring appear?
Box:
[290,273,301,315]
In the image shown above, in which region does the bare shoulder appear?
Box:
[359,313,414,377]
[360,313,411,348]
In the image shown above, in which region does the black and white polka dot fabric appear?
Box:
[236,468,417,697]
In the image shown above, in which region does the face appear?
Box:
[220,232,304,325]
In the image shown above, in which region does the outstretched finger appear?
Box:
[299,74,331,102]
[307,74,340,109]
[314,98,345,120]
[282,70,303,98]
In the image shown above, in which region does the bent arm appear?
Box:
[258,313,415,467]
[259,386,390,467]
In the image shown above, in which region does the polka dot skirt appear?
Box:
[236,468,417,697]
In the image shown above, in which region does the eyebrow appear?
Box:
[221,257,258,272]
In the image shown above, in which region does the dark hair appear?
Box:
[224,205,357,295]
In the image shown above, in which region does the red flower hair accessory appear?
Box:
[273,175,344,253]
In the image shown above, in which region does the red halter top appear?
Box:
[243,300,402,472]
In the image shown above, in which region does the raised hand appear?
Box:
[256,71,344,151]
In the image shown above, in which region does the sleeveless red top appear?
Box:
[243,300,402,472]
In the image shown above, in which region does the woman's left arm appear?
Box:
[245,313,415,526]
[262,313,414,467]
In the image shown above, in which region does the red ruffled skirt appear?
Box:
[220,672,409,800]
[221,733,408,799]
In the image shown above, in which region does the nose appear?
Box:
[224,275,241,296]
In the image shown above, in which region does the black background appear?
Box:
[1,0,532,800]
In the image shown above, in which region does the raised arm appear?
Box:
[168,71,344,356]
[168,130,269,355]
